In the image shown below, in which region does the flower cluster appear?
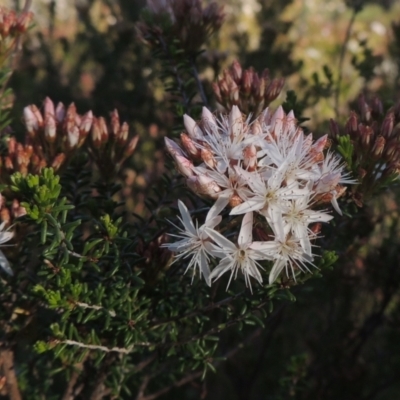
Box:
[164,106,354,289]
[213,60,285,115]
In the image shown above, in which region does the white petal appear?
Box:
[204,241,226,259]
[206,195,230,222]
[269,259,285,285]
[205,228,237,252]
[177,200,196,235]
[238,212,253,246]
[331,195,343,216]
[200,251,211,286]
[230,198,264,215]
[249,241,278,258]
[247,259,263,284]
[0,231,13,244]
[209,257,234,282]
[0,250,13,276]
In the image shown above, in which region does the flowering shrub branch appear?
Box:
[0,1,399,398]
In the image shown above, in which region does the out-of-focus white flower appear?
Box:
[206,212,267,292]
[0,221,14,276]
[163,198,226,285]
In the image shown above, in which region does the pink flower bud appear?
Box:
[201,107,217,132]
[91,118,102,149]
[187,175,221,198]
[229,105,242,138]
[67,126,80,149]
[116,121,129,145]
[79,111,93,139]
[183,114,203,140]
[231,60,242,84]
[44,97,56,143]
[110,109,120,136]
[51,153,66,171]
[98,117,109,143]
[174,154,194,177]
[164,137,185,157]
[31,105,43,128]
[270,106,285,138]
[243,144,257,171]
[124,136,139,158]
[212,82,222,103]
[371,135,385,158]
[201,148,216,168]
[250,120,262,135]
[23,106,38,136]
[55,102,65,123]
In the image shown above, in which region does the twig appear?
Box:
[61,358,87,400]
[334,7,358,117]
[74,301,116,317]
[56,339,151,354]
[0,348,22,400]
[139,370,203,400]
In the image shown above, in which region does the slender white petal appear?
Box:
[238,212,253,246]
[178,200,196,235]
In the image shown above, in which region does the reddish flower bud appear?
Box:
[229,193,243,208]
[242,69,253,97]
[371,135,385,158]
[231,60,242,84]
[44,97,56,143]
[380,112,394,139]
[51,153,66,171]
[91,118,102,149]
[110,109,120,136]
[124,136,139,158]
[329,118,340,140]
[181,133,200,159]
[116,122,129,146]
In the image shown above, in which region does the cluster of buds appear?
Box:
[0,98,138,182]
[137,0,224,55]
[329,94,400,205]
[213,60,285,115]
[1,97,94,178]
[0,6,33,61]
[164,106,354,289]
[88,110,139,180]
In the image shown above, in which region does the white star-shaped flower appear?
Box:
[250,212,315,284]
[206,212,267,292]
[282,185,333,255]
[164,198,226,285]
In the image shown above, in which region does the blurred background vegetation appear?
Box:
[3,0,400,398]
